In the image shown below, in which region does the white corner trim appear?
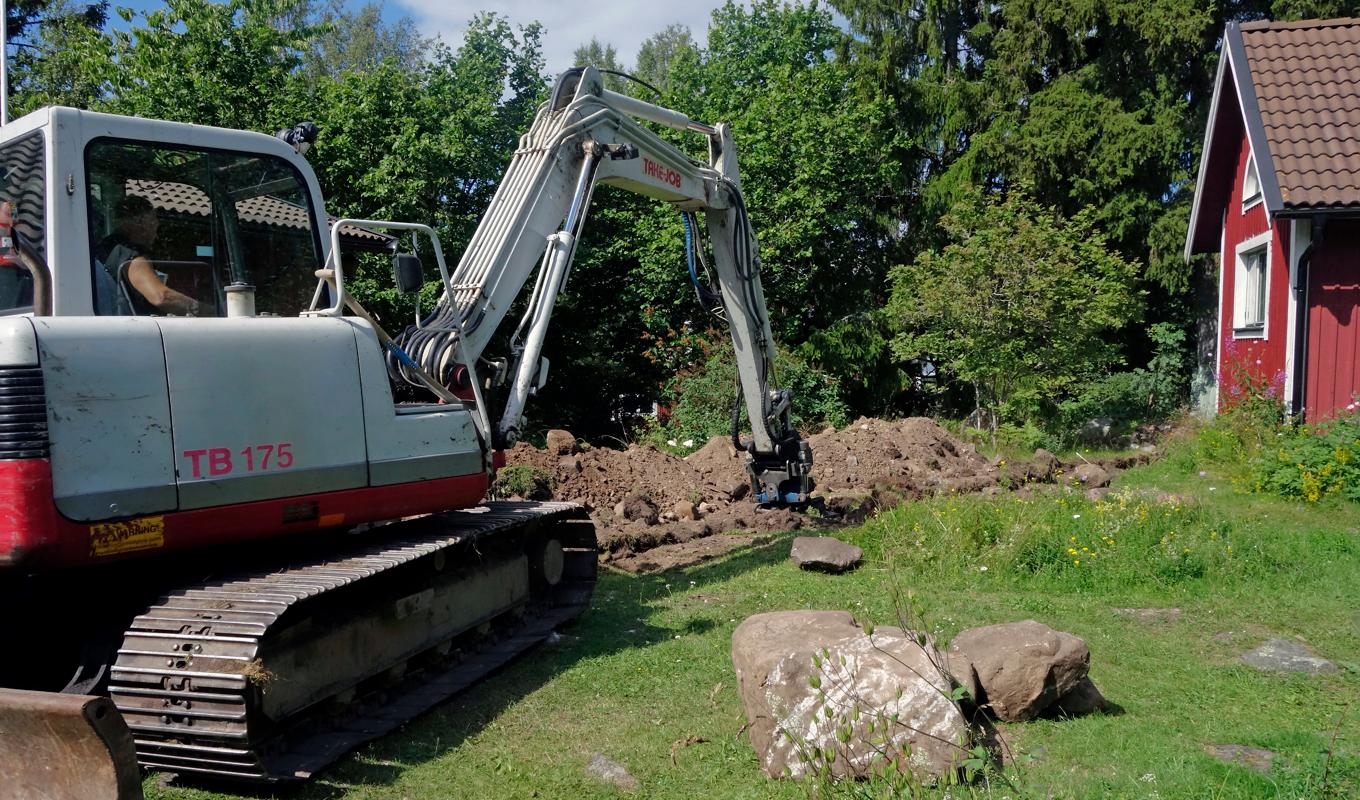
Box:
[1284,219,1310,415]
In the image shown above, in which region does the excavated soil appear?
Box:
[501,417,1148,574]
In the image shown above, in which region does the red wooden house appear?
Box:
[1185,17,1360,420]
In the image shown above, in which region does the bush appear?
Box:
[1252,404,1360,503]
[1056,322,1189,442]
[491,465,553,500]
[661,335,850,444]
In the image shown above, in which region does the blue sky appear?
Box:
[112,1,736,75]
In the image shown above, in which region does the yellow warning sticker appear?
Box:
[90,516,165,557]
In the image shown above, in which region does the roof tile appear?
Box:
[1240,17,1360,209]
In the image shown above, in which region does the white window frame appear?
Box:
[1242,153,1263,212]
[1233,230,1271,339]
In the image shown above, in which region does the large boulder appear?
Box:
[945,621,1090,721]
[789,537,863,573]
[732,611,970,781]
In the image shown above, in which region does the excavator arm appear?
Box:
[388,67,813,504]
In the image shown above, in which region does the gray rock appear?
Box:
[732,611,970,781]
[1205,744,1274,774]
[545,428,577,456]
[586,753,638,792]
[1071,463,1112,488]
[1085,487,1111,502]
[726,481,750,501]
[1114,607,1182,624]
[946,621,1090,721]
[1241,638,1338,673]
[789,536,863,573]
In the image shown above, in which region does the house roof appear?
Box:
[1185,17,1360,258]
[126,179,394,252]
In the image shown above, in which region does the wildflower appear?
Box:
[1073,559,1081,566]
[682,439,694,448]
[1067,548,1078,556]
[979,566,988,572]
[1072,513,1081,519]
[667,439,677,446]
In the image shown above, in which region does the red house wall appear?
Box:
[1305,220,1360,419]
[1218,131,1290,406]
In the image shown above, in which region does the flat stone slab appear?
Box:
[789,536,863,573]
[1241,638,1338,674]
[586,753,638,793]
[610,533,774,574]
[1205,744,1275,774]
[1114,607,1181,624]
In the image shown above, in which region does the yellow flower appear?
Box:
[1073,559,1081,566]
[1067,548,1078,556]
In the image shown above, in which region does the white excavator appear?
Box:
[0,66,813,798]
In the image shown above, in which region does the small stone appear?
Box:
[846,454,859,467]
[1206,744,1275,774]
[697,501,716,515]
[947,620,1090,721]
[1241,638,1337,673]
[789,536,863,573]
[1114,607,1182,624]
[613,501,626,518]
[545,429,577,456]
[586,753,638,793]
[1086,487,1110,502]
[1031,448,1059,479]
[725,481,750,501]
[658,511,677,523]
[560,456,582,473]
[673,500,698,521]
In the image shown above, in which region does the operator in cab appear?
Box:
[96,195,201,316]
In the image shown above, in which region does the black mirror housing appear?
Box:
[392,253,423,294]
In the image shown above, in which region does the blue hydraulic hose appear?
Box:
[682,213,700,290]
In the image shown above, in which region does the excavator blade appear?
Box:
[0,688,144,800]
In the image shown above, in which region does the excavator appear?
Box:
[0,66,813,797]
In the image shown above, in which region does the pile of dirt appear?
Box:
[501,417,1146,574]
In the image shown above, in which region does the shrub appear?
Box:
[491,465,553,500]
[1252,403,1360,503]
[1056,322,1189,442]
[662,335,850,444]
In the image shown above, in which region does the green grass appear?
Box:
[147,452,1359,800]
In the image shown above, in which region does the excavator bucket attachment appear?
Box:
[0,688,143,800]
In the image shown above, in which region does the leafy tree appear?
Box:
[8,0,107,112]
[634,23,697,94]
[299,1,429,82]
[572,36,625,90]
[888,189,1142,426]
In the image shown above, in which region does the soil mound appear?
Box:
[501,417,1142,573]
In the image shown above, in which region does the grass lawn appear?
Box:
[146,451,1359,800]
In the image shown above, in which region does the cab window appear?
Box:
[86,139,322,317]
[0,131,46,314]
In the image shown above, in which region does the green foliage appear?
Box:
[490,464,552,501]
[1252,405,1360,503]
[866,490,1269,591]
[662,336,849,444]
[888,189,1142,426]
[634,24,697,94]
[1056,322,1190,439]
[797,311,909,417]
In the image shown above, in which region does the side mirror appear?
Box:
[391,253,423,294]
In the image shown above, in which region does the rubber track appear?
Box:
[107,501,596,782]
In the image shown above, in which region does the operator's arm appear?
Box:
[126,257,200,316]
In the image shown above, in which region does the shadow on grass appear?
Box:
[157,534,795,798]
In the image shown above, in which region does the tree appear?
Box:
[634,23,696,94]
[888,189,1142,426]
[572,36,624,90]
[299,1,429,83]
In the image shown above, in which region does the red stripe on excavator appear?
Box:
[0,459,489,571]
